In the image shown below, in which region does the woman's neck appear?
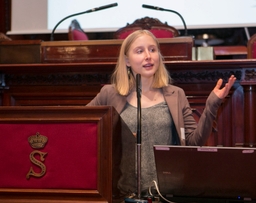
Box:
[140,76,154,92]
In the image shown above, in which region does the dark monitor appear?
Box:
[154,145,256,203]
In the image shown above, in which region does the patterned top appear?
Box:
[120,101,174,192]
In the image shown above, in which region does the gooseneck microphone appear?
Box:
[142,4,188,36]
[50,3,118,41]
[136,74,142,199]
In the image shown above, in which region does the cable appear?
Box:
[148,180,176,203]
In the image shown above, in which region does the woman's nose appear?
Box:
[145,51,151,59]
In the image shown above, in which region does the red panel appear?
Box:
[150,29,175,38]
[117,29,175,39]
[0,123,97,189]
[253,42,256,58]
[72,30,89,40]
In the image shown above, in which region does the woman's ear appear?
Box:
[125,56,130,67]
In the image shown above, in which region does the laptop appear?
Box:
[153,145,256,203]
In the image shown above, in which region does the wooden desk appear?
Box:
[0,37,194,64]
[214,46,247,59]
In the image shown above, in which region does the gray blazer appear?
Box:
[87,84,222,146]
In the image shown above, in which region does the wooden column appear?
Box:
[241,83,256,147]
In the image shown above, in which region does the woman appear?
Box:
[87,30,236,195]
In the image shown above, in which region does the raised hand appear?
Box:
[213,75,236,99]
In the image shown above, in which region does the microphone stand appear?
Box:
[136,74,142,199]
[50,3,118,41]
[142,4,188,36]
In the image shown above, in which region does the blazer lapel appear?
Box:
[163,86,182,143]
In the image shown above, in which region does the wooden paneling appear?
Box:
[1,85,102,106]
[0,38,256,148]
[0,40,41,64]
[1,59,256,148]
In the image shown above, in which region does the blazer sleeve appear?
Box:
[86,85,127,113]
[87,85,109,106]
[185,91,222,146]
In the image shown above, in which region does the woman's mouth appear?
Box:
[143,63,153,68]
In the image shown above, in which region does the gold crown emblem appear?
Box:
[28,132,48,149]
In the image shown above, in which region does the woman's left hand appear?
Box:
[213,75,236,99]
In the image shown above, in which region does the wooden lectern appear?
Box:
[0,106,135,203]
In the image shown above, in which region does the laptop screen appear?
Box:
[153,145,256,202]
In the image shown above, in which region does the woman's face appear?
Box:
[125,34,160,79]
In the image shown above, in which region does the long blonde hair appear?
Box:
[111,30,171,96]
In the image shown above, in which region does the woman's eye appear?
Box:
[150,48,156,52]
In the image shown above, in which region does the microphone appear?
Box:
[50,3,118,41]
[142,4,188,36]
[136,74,142,199]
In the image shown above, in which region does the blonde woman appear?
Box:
[87,30,236,195]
